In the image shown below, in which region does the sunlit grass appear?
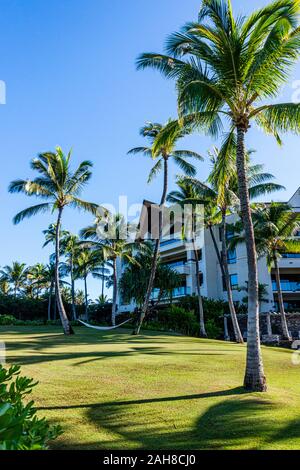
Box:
[1,326,300,450]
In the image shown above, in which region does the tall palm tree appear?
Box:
[27,263,47,299]
[137,0,300,390]
[183,145,283,343]
[0,262,28,297]
[61,232,81,320]
[167,180,207,337]
[74,248,103,320]
[248,203,300,340]
[128,121,203,334]
[80,213,144,326]
[9,147,99,335]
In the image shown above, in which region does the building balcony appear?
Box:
[272,280,300,292]
[151,286,191,300]
[164,260,191,275]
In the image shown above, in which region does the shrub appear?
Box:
[150,306,199,336]
[0,315,17,325]
[0,364,62,450]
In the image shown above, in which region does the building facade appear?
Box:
[117,188,300,315]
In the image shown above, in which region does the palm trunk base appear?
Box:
[243,371,267,392]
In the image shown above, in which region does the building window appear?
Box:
[227,248,237,264]
[199,272,204,286]
[230,274,238,289]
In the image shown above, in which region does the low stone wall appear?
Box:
[225,313,300,340]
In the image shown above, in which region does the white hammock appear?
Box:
[78,318,131,331]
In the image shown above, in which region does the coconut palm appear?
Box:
[167,180,207,337]
[0,262,28,297]
[182,143,283,343]
[137,0,300,390]
[249,203,300,340]
[9,147,99,335]
[128,121,203,334]
[61,232,81,320]
[80,213,145,326]
[74,248,103,320]
[26,263,48,299]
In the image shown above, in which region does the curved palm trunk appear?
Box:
[84,273,88,320]
[48,280,54,321]
[55,208,74,335]
[111,257,118,326]
[192,238,207,338]
[208,224,226,279]
[274,256,291,340]
[221,210,244,344]
[236,127,266,391]
[133,157,168,335]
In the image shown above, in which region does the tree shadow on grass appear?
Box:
[48,389,286,450]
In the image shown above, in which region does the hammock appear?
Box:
[78,318,131,331]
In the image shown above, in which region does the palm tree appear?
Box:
[61,232,81,320]
[9,147,99,335]
[128,121,203,334]
[250,203,300,340]
[94,262,111,298]
[183,145,283,343]
[81,213,144,326]
[74,248,103,320]
[27,263,47,299]
[0,262,28,297]
[167,180,207,337]
[137,0,300,390]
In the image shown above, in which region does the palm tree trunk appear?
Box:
[236,126,266,391]
[221,210,244,344]
[208,224,226,279]
[54,282,57,320]
[55,207,74,335]
[101,265,105,297]
[48,280,54,321]
[133,156,168,335]
[192,238,207,338]
[274,256,291,340]
[84,273,88,320]
[111,257,118,326]
[71,258,77,320]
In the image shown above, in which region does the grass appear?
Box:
[1,326,300,450]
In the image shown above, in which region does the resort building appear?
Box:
[117,187,300,315]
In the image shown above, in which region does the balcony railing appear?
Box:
[151,286,191,300]
[272,280,300,292]
[160,238,181,247]
[165,260,187,268]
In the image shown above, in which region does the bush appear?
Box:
[0,364,62,450]
[147,306,199,336]
[0,315,17,325]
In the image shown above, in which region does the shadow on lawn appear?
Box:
[47,389,295,450]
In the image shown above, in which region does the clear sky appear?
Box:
[0,0,299,299]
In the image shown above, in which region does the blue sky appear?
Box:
[1,0,300,299]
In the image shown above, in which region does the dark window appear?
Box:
[227,248,237,264]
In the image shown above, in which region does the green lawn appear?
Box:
[1,326,300,450]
